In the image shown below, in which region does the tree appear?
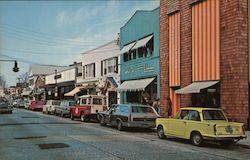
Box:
[17,72,28,83]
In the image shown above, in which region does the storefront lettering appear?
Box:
[124,64,155,74]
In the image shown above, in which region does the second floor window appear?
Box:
[83,63,95,79]
[101,57,118,76]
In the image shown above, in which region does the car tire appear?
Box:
[80,113,86,122]
[157,125,166,139]
[70,112,74,120]
[117,120,123,131]
[9,110,13,114]
[100,116,106,126]
[191,132,203,146]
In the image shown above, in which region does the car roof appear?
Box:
[116,103,152,107]
[79,95,106,98]
[180,107,222,111]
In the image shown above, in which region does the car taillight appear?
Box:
[213,124,217,135]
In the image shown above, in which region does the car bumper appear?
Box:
[127,121,156,128]
[203,135,247,141]
[0,108,13,113]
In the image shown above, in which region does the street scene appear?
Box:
[1,0,250,160]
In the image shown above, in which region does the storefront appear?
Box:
[119,8,160,106]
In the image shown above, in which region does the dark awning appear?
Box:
[175,81,219,94]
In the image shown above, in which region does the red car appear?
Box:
[29,100,46,111]
[70,95,107,122]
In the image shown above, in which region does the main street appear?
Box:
[0,109,249,160]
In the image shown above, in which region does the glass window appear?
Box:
[81,98,87,105]
[124,53,128,62]
[132,106,154,113]
[202,110,226,120]
[176,110,189,120]
[93,98,102,105]
[84,63,95,78]
[188,110,201,121]
[102,57,118,75]
[119,105,129,113]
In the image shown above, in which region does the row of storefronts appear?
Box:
[20,0,250,128]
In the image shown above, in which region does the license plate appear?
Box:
[225,126,233,133]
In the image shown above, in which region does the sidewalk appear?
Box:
[238,131,250,149]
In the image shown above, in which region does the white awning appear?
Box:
[64,86,83,97]
[175,81,219,94]
[120,42,136,54]
[131,35,153,50]
[21,90,32,96]
[117,77,155,92]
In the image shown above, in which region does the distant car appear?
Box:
[43,100,61,114]
[98,104,159,131]
[55,100,76,117]
[29,100,46,111]
[15,99,26,108]
[24,100,31,109]
[0,100,13,114]
[156,107,247,146]
[70,95,107,122]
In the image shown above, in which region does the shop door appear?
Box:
[108,91,117,108]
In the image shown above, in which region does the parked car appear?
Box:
[24,100,31,109]
[70,95,107,122]
[29,100,46,111]
[55,100,76,117]
[0,99,13,114]
[15,99,26,108]
[98,104,159,131]
[156,107,247,146]
[43,100,61,114]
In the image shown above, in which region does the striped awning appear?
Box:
[120,42,136,54]
[117,77,155,92]
[131,35,153,50]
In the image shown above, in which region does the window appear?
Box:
[123,53,129,62]
[29,79,34,86]
[101,57,118,75]
[175,110,189,119]
[146,38,154,56]
[77,65,82,77]
[188,110,201,121]
[83,63,95,79]
[132,106,154,113]
[119,105,129,113]
[93,98,102,105]
[138,47,147,58]
[81,98,87,105]
[202,110,226,120]
[69,101,75,106]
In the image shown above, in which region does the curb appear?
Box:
[237,143,250,149]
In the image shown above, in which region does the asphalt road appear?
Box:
[0,108,250,160]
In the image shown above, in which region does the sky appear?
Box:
[0,0,159,87]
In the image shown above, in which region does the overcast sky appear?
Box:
[0,0,159,87]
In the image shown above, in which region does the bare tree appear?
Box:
[17,72,28,83]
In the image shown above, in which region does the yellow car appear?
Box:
[156,107,246,146]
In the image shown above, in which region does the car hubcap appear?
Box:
[193,134,201,145]
[158,128,164,137]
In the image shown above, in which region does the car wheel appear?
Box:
[9,110,13,114]
[80,113,86,122]
[70,112,74,120]
[117,120,123,131]
[157,125,166,139]
[61,112,64,117]
[100,116,106,126]
[191,132,203,146]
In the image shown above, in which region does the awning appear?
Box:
[64,86,83,97]
[120,42,136,54]
[117,77,155,92]
[21,90,32,96]
[131,35,153,50]
[175,81,219,94]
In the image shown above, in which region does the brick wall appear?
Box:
[160,0,169,117]
[220,0,249,125]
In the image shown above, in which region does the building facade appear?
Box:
[160,0,249,127]
[118,8,160,106]
[76,40,120,107]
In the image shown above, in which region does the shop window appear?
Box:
[146,38,154,56]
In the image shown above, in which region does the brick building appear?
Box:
[160,0,249,127]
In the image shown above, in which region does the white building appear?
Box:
[75,39,121,107]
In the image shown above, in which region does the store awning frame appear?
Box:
[175,81,219,94]
[131,35,153,50]
[116,77,155,92]
[64,86,84,97]
[120,42,136,54]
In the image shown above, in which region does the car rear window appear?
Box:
[93,98,102,105]
[132,106,154,113]
[202,110,226,120]
[52,101,60,105]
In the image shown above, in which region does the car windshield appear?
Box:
[202,110,226,120]
[132,106,154,113]
[69,101,75,106]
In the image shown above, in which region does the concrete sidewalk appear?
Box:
[238,131,250,149]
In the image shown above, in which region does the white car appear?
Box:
[43,100,61,114]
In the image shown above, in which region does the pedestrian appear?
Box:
[167,96,172,118]
[152,98,160,113]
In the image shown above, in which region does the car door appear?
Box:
[167,110,189,137]
[109,105,120,125]
[184,110,201,139]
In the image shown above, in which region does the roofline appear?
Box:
[81,39,118,55]
[120,7,159,30]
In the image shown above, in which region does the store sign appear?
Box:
[124,64,155,74]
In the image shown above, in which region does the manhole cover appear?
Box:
[15,136,47,140]
[37,143,69,149]
[22,116,39,118]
